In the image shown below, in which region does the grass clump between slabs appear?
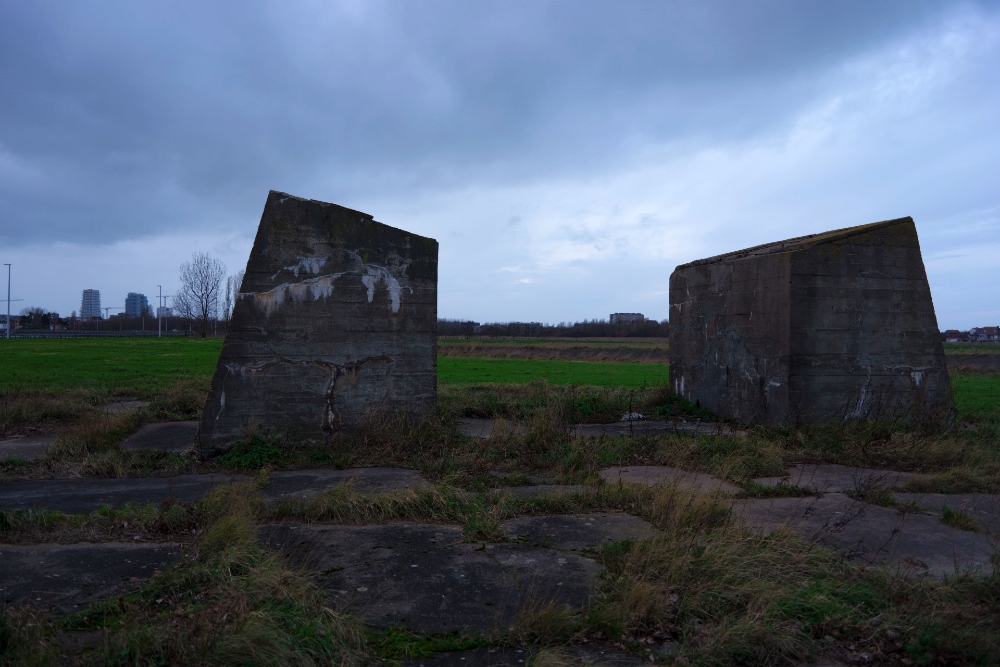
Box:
[941,505,980,533]
[59,483,369,666]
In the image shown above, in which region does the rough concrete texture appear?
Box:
[264,467,427,500]
[490,484,585,499]
[501,513,660,550]
[734,493,996,578]
[895,493,1000,534]
[599,465,740,494]
[402,647,533,667]
[0,467,426,513]
[754,464,921,493]
[0,433,55,461]
[402,645,645,667]
[0,542,181,614]
[121,421,199,452]
[262,522,602,633]
[104,400,148,414]
[0,473,246,513]
[200,191,438,447]
[669,218,953,424]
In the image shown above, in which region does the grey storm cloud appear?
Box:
[0,0,971,246]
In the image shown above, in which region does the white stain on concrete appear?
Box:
[245,273,346,317]
[216,388,225,424]
[347,251,412,314]
[243,250,411,316]
[361,265,404,313]
[271,256,329,279]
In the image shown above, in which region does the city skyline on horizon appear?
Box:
[1,2,997,329]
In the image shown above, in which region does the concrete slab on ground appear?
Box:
[456,418,499,439]
[0,542,181,614]
[501,512,660,550]
[894,493,1000,534]
[754,464,920,493]
[402,647,531,667]
[573,420,734,438]
[402,645,645,667]
[0,473,248,513]
[104,400,149,414]
[734,493,997,578]
[0,433,56,461]
[0,467,428,513]
[490,484,585,499]
[600,465,740,494]
[261,522,602,633]
[265,467,428,500]
[121,421,198,452]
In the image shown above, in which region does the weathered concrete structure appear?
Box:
[200,191,437,447]
[669,217,953,425]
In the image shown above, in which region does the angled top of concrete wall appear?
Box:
[676,217,914,269]
[199,190,438,447]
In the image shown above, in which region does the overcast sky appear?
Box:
[2,0,998,328]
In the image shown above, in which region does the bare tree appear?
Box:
[174,252,226,338]
[222,268,245,330]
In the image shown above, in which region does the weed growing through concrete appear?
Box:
[941,505,980,532]
[58,483,370,666]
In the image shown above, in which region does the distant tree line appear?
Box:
[438,317,669,338]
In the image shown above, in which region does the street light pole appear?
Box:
[157,285,162,338]
[4,263,10,340]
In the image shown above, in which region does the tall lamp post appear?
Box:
[157,285,162,338]
[4,263,10,340]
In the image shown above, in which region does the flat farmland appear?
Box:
[438,356,669,388]
[0,337,223,395]
[0,337,996,419]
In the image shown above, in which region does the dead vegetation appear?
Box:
[3,474,999,665]
[4,373,1000,665]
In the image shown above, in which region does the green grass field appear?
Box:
[438,356,669,387]
[950,372,1000,419]
[1,338,996,419]
[0,338,224,395]
[439,337,669,347]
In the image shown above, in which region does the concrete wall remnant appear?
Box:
[199,191,438,447]
[669,217,954,425]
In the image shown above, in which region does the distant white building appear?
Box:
[125,292,149,317]
[81,289,101,319]
[610,312,644,325]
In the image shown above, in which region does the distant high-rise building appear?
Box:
[125,292,149,318]
[81,289,101,319]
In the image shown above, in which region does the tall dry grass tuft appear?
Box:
[514,601,582,646]
[149,377,210,420]
[274,483,467,525]
[440,380,689,424]
[72,481,371,666]
[48,408,148,460]
[328,412,460,473]
[0,389,101,437]
[0,606,59,667]
[582,481,1000,664]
